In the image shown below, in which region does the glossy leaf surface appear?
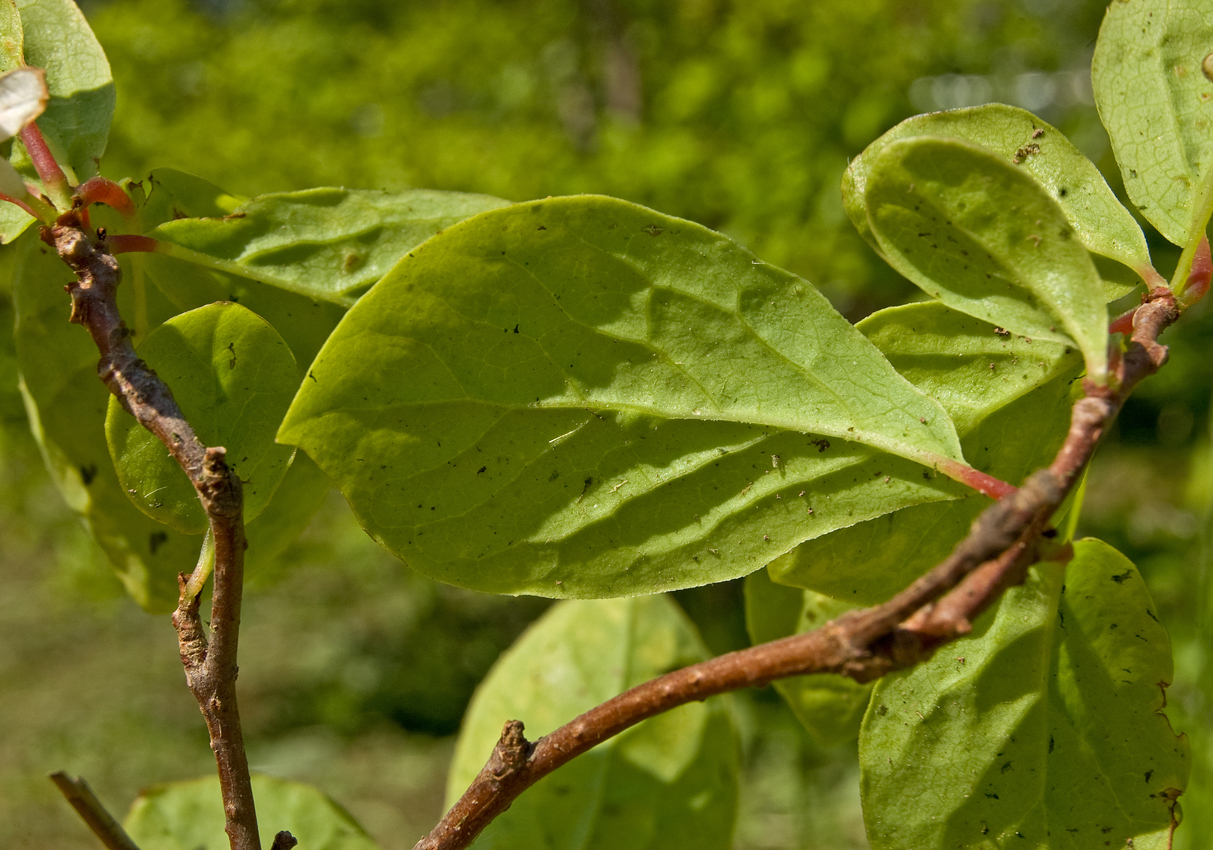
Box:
[843,104,1152,293]
[864,137,1108,382]
[280,196,967,597]
[447,596,739,850]
[124,774,381,850]
[150,187,511,305]
[105,302,299,533]
[861,542,1189,849]
[771,303,1080,603]
[744,566,871,744]
[1092,0,1213,247]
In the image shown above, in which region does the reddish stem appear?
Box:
[75,176,136,218]
[931,458,1016,499]
[1180,236,1212,308]
[107,234,159,255]
[0,191,39,218]
[19,122,67,191]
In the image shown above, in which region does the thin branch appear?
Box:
[46,213,260,850]
[50,772,142,850]
[417,286,1183,850]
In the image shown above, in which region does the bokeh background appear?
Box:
[4,0,1213,846]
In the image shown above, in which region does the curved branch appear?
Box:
[46,216,260,850]
[417,287,1181,850]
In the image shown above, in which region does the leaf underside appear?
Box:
[280,194,972,598]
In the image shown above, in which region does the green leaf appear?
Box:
[770,303,1081,604]
[150,187,512,305]
[129,167,247,229]
[105,302,299,533]
[744,566,871,745]
[447,596,739,850]
[860,541,1190,849]
[1092,0,1213,247]
[843,105,1153,285]
[864,137,1109,383]
[14,228,197,611]
[123,773,382,850]
[279,195,969,597]
[13,0,112,179]
[0,0,22,73]
[0,0,114,242]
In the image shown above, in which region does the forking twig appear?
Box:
[46,211,261,850]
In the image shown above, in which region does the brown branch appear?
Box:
[417,286,1181,850]
[50,772,142,850]
[46,216,260,850]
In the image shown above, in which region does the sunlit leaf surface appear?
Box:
[843,104,1152,289]
[863,137,1108,382]
[280,195,969,597]
[861,542,1190,849]
[1093,0,1213,247]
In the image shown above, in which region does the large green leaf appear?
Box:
[105,302,299,533]
[1092,0,1213,247]
[843,104,1153,294]
[860,541,1190,849]
[149,187,512,305]
[123,774,381,850]
[770,302,1080,604]
[744,566,871,745]
[447,596,739,850]
[864,137,1109,383]
[279,195,971,597]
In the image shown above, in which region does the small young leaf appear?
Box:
[123,774,382,850]
[1093,0,1213,247]
[105,302,299,533]
[447,596,739,850]
[843,104,1153,283]
[864,137,1109,382]
[279,196,971,597]
[150,187,512,305]
[744,566,871,745]
[860,542,1189,849]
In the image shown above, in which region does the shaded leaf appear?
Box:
[864,137,1108,382]
[447,595,739,850]
[128,167,246,229]
[279,195,967,597]
[744,566,870,745]
[105,302,299,533]
[123,773,381,850]
[150,187,512,305]
[771,303,1080,603]
[861,542,1190,849]
[1092,0,1213,247]
[843,104,1152,288]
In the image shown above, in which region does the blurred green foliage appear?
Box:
[9,0,1213,847]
